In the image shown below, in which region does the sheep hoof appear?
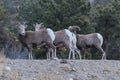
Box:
[52,57,59,61]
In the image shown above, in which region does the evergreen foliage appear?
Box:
[18,0,91,32]
[93,0,120,59]
[0,0,120,59]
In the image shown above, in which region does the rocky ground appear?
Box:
[0,59,120,80]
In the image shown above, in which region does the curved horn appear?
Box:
[74,26,81,31]
[68,26,81,31]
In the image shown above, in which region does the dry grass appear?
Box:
[0,48,6,63]
[0,48,20,80]
[0,48,19,80]
[0,48,6,76]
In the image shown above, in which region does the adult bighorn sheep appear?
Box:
[68,26,106,60]
[34,23,81,59]
[17,22,56,59]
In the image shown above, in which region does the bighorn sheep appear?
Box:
[34,23,81,59]
[17,22,56,59]
[68,26,106,60]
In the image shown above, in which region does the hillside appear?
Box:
[0,59,120,80]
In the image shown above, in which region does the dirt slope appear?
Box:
[0,59,120,80]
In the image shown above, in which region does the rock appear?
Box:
[4,66,11,72]
[60,59,68,64]
[82,68,86,72]
[71,68,77,72]
[69,78,74,80]
[0,60,120,80]
[60,64,71,72]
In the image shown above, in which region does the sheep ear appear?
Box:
[68,26,72,30]
[16,22,22,29]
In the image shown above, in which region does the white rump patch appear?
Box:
[64,29,77,42]
[72,33,77,48]
[64,29,73,42]
[97,33,103,45]
[64,29,77,48]
[47,28,55,41]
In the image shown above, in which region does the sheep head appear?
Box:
[17,22,27,36]
[34,23,45,31]
[68,26,81,34]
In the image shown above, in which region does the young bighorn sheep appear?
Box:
[34,23,56,59]
[34,23,81,59]
[17,22,56,59]
[68,26,106,60]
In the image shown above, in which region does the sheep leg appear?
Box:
[81,48,86,59]
[72,45,81,59]
[72,49,81,60]
[70,47,74,59]
[101,48,106,60]
[75,49,81,60]
[64,43,72,59]
[46,48,51,59]
[96,45,106,60]
[72,49,75,59]
[73,52,75,59]
[78,51,81,60]
[27,45,33,59]
[68,50,72,59]
[50,48,54,59]
[47,43,57,59]
[65,46,72,59]
[102,52,106,60]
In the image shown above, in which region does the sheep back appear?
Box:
[76,33,103,48]
[19,30,52,46]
